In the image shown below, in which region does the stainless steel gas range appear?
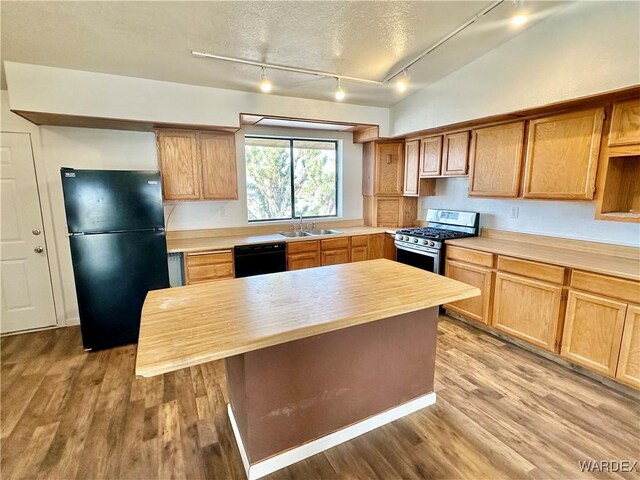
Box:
[395,209,480,275]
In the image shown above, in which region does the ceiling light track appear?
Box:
[191,50,382,85]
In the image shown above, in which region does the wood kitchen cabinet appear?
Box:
[522,108,604,200]
[616,304,640,389]
[609,99,640,146]
[363,196,418,228]
[444,259,493,324]
[468,122,525,197]
[403,140,420,196]
[419,136,443,177]
[492,272,564,352]
[287,240,320,271]
[384,233,396,261]
[156,129,238,201]
[184,249,234,284]
[320,237,350,266]
[560,290,627,376]
[362,142,405,196]
[368,234,385,260]
[442,131,470,176]
[350,235,368,262]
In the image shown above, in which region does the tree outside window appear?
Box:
[245,137,338,221]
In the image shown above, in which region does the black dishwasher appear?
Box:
[233,242,287,278]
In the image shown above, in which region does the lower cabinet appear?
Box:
[320,237,350,266]
[492,272,563,352]
[287,240,320,271]
[184,249,234,284]
[351,246,369,262]
[368,234,385,260]
[560,290,627,376]
[617,305,640,389]
[444,260,492,324]
[384,233,396,261]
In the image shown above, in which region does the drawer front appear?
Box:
[351,246,369,262]
[571,270,640,304]
[350,235,368,247]
[287,252,320,271]
[186,250,233,267]
[321,249,350,266]
[187,263,234,283]
[287,240,320,254]
[321,237,350,250]
[497,255,565,285]
[446,245,493,268]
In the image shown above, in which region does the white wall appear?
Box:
[390,1,640,136]
[165,125,362,230]
[4,62,390,135]
[420,178,640,246]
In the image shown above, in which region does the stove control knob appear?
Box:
[421,239,428,245]
[404,236,410,241]
[412,238,419,243]
[428,241,434,247]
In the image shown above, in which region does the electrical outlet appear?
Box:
[510,206,519,219]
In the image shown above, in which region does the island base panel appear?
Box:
[225,307,438,475]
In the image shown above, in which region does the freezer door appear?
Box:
[61,168,165,233]
[69,231,169,350]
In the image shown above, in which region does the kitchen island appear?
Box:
[135,259,479,479]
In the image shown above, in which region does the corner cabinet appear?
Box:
[156,129,238,201]
[468,122,525,197]
[522,108,604,200]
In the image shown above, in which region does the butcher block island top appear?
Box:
[135,259,479,377]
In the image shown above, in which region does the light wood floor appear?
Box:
[2,316,639,480]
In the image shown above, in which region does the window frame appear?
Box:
[245,135,339,222]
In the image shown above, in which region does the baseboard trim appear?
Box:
[228,391,437,480]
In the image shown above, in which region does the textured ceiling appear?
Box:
[1,1,569,107]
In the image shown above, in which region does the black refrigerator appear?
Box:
[61,168,170,350]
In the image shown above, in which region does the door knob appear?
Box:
[34,246,44,253]
[32,228,41,235]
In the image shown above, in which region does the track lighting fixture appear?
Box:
[395,70,409,93]
[511,0,528,26]
[259,67,272,93]
[334,78,345,101]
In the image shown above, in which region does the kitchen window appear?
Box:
[245,136,338,221]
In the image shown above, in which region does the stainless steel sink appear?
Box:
[277,231,313,238]
[307,229,343,236]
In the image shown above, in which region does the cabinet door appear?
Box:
[444,260,493,324]
[199,133,238,200]
[523,108,604,199]
[442,131,469,176]
[185,250,234,284]
[156,130,201,200]
[560,290,626,376]
[403,140,420,196]
[376,197,402,227]
[420,136,442,177]
[375,143,404,195]
[384,234,396,261]
[609,99,640,146]
[350,246,368,262]
[368,234,385,260]
[493,272,563,351]
[617,304,640,389]
[287,253,320,271]
[321,249,350,266]
[468,122,525,197]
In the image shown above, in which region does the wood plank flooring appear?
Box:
[2,316,639,479]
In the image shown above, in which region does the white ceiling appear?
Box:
[1,1,569,107]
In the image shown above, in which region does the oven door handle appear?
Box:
[395,242,439,257]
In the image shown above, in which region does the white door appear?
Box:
[1,132,57,333]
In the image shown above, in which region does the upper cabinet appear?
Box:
[403,140,420,196]
[419,136,443,177]
[468,122,525,197]
[362,141,404,196]
[522,108,604,200]
[609,99,640,147]
[156,130,201,200]
[442,131,470,176]
[156,129,238,201]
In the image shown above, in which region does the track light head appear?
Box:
[395,70,409,93]
[334,78,345,101]
[259,67,272,93]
